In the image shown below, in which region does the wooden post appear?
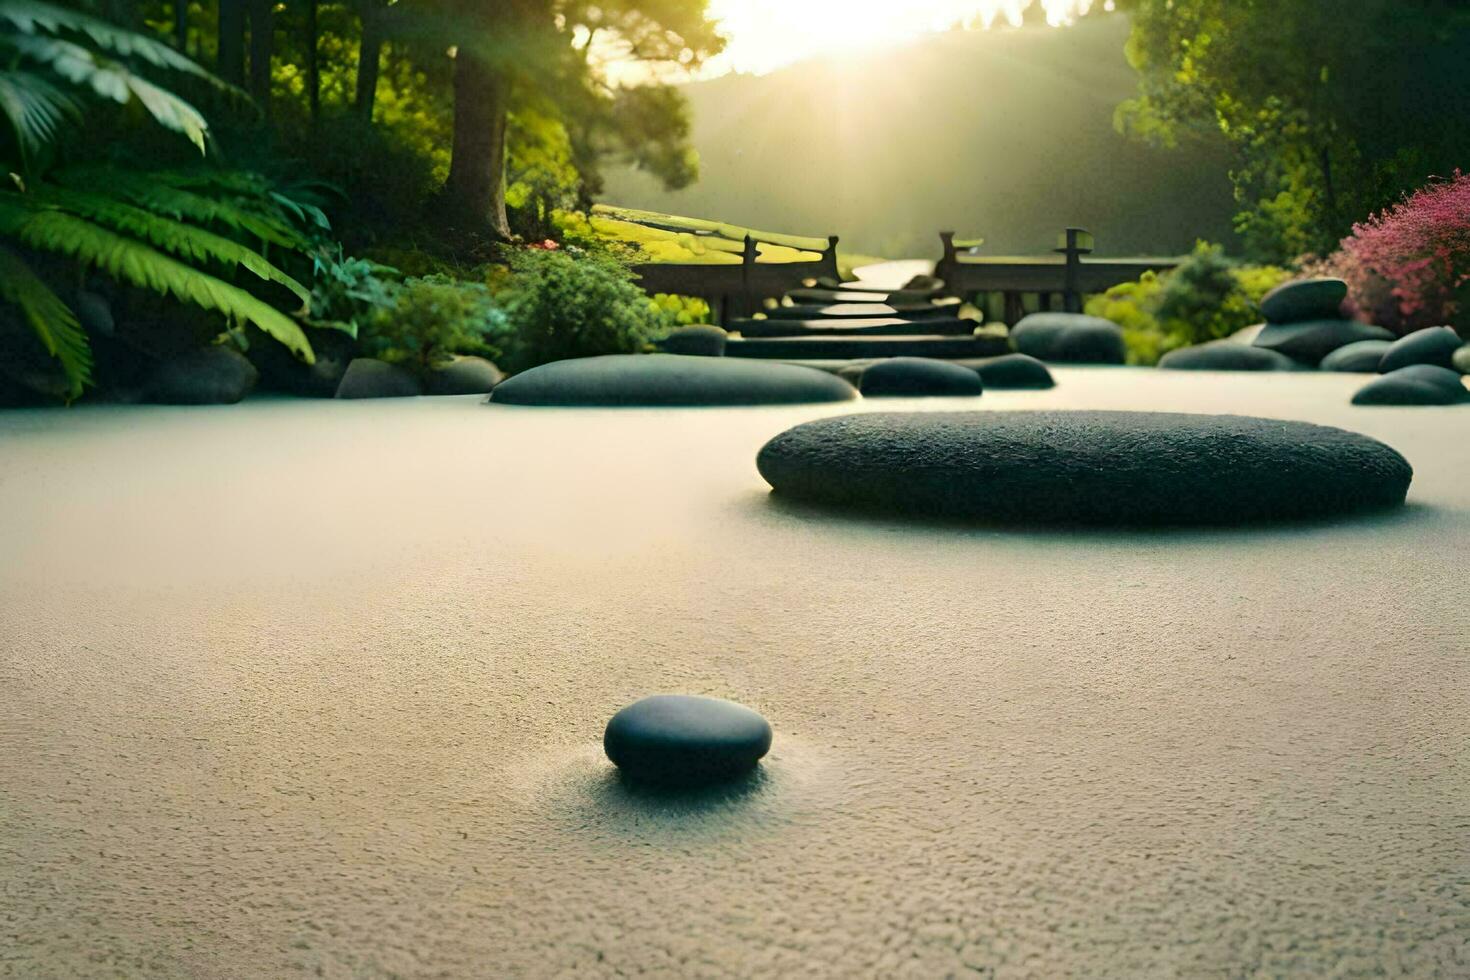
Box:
[1004,291,1025,327]
[736,235,758,319]
[938,231,957,290]
[821,235,840,281]
[1055,227,1094,313]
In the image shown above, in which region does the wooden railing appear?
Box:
[631,234,841,324]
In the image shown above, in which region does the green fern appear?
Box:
[0,244,91,398]
[0,197,315,365]
[0,69,76,165]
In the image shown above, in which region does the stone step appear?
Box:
[784,288,943,308]
[726,334,1010,361]
[762,303,957,321]
[729,317,980,338]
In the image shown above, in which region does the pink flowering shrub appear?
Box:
[1305,172,1470,336]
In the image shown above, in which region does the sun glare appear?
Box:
[701,0,1109,77]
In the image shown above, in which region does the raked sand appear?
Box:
[1,368,1467,977]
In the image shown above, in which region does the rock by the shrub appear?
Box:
[145,346,259,405]
[1352,365,1470,406]
[659,324,728,357]
[489,354,858,407]
[336,358,423,399]
[1010,313,1126,364]
[1454,344,1470,375]
[250,328,355,397]
[952,353,1056,389]
[604,694,772,785]
[1252,319,1394,364]
[1377,326,1464,373]
[1228,323,1266,345]
[424,355,503,395]
[73,289,114,337]
[1159,340,1301,372]
[1321,340,1394,373]
[849,357,984,397]
[1260,277,1348,323]
[757,411,1412,525]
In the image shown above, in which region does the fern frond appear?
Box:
[0,69,78,164]
[8,34,208,152]
[0,242,91,397]
[0,198,315,364]
[33,186,310,305]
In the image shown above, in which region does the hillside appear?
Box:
[602,13,1238,260]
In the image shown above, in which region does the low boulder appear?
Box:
[1010,313,1126,364]
[955,353,1056,389]
[335,358,422,399]
[424,355,503,395]
[848,357,984,397]
[1252,319,1394,364]
[1159,340,1300,372]
[1320,340,1394,373]
[1260,277,1348,323]
[250,327,355,397]
[1377,326,1464,373]
[489,354,858,407]
[1351,365,1470,406]
[658,324,728,357]
[145,346,259,405]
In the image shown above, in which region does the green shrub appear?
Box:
[649,293,712,330]
[494,249,662,372]
[359,275,505,374]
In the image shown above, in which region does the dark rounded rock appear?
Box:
[954,354,1056,389]
[336,358,423,399]
[250,327,354,397]
[659,324,728,357]
[73,289,114,337]
[488,354,857,407]
[604,694,772,785]
[423,355,503,395]
[1320,340,1394,373]
[1158,340,1301,372]
[1377,327,1464,373]
[1352,365,1470,406]
[756,411,1412,525]
[852,357,984,397]
[1260,278,1348,323]
[1011,313,1126,364]
[1454,344,1470,375]
[1252,319,1394,364]
[145,346,259,405]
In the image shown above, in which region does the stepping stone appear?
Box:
[756,411,1412,525]
[336,358,422,399]
[146,346,259,405]
[1321,340,1394,373]
[764,304,951,321]
[953,354,1056,389]
[1011,313,1126,364]
[1352,366,1470,406]
[1159,340,1300,371]
[1260,277,1348,323]
[730,317,978,338]
[847,357,985,397]
[604,695,772,785]
[725,335,1008,361]
[1378,327,1464,373]
[488,354,856,406]
[1252,319,1394,364]
[424,355,503,395]
[658,325,728,357]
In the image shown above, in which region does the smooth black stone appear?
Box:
[1378,327,1464,373]
[850,357,985,397]
[1253,319,1394,364]
[604,695,773,785]
[488,354,857,406]
[723,334,1007,361]
[336,358,423,399]
[1159,340,1301,372]
[658,325,728,357]
[1320,340,1394,373]
[956,354,1056,389]
[424,355,503,395]
[756,411,1412,525]
[145,346,259,405]
[1010,313,1126,364]
[1352,366,1470,406]
[1260,278,1348,323]
[251,327,354,397]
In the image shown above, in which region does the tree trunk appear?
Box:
[173,0,188,53]
[444,49,513,241]
[355,1,386,122]
[217,0,246,85]
[246,0,273,113]
[305,0,320,125]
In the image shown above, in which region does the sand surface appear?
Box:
[2,368,1467,977]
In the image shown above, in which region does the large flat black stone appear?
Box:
[488,354,857,406]
[1011,314,1126,364]
[757,411,1412,525]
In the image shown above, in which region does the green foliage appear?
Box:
[306,248,401,338]
[649,293,712,329]
[494,249,662,373]
[359,274,506,374]
[1085,242,1289,364]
